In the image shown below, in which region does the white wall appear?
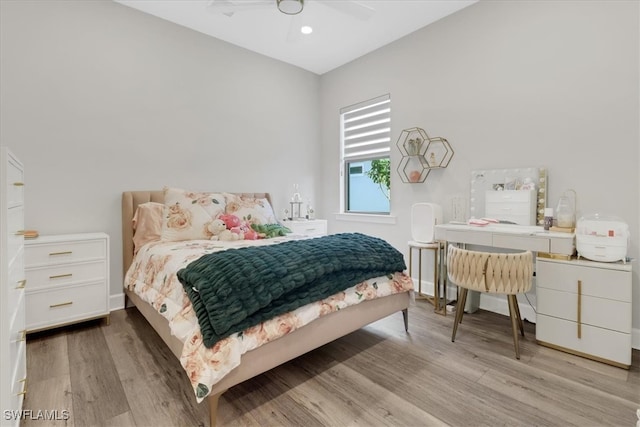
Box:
[0,0,321,302]
[319,1,640,334]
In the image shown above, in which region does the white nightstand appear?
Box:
[24,232,110,333]
[283,219,327,237]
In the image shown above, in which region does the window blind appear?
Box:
[341,94,391,162]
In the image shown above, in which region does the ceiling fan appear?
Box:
[207,0,375,20]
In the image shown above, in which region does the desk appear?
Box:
[435,223,575,314]
[434,223,575,255]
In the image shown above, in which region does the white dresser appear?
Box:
[0,147,26,427]
[25,233,110,333]
[283,219,328,237]
[536,257,632,368]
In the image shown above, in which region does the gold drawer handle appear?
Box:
[49,251,72,256]
[50,301,73,308]
[13,182,24,187]
[16,279,26,289]
[49,273,72,279]
[14,230,25,236]
[577,280,582,339]
[17,378,27,396]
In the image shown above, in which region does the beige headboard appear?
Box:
[121,191,272,277]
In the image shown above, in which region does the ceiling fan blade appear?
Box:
[285,13,303,43]
[316,0,375,21]
[207,0,273,16]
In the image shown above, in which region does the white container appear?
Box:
[576,214,629,263]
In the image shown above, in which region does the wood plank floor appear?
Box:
[23,301,640,427]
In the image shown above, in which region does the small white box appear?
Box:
[576,214,629,263]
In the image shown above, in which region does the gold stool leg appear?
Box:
[452,287,468,342]
[507,295,521,359]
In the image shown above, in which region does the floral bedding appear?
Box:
[125,237,414,402]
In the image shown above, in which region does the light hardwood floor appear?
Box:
[23,301,640,427]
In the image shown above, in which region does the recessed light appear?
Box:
[300,26,313,35]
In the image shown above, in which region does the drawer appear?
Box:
[285,220,327,237]
[8,248,25,309]
[445,229,493,246]
[6,156,24,206]
[493,234,549,252]
[536,314,631,366]
[26,281,108,331]
[26,239,106,267]
[25,260,105,290]
[485,190,535,204]
[537,287,631,333]
[9,343,27,417]
[7,206,24,260]
[9,293,26,371]
[537,260,631,302]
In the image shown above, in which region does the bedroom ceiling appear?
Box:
[114,0,478,75]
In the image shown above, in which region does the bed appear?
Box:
[121,190,413,426]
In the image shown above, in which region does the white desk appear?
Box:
[434,223,575,255]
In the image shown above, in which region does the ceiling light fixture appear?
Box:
[300,25,313,35]
[277,0,303,15]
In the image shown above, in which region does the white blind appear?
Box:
[341,94,390,162]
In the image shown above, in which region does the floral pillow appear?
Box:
[223,193,278,225]
[161,187,226,241]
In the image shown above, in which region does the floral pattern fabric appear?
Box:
[161,187,227,242]
[125,237,414,402]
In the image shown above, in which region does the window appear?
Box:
[340,94,391,214]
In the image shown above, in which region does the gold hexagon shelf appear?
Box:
[396,127,454,183]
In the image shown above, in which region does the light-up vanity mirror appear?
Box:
[470,167,547,226]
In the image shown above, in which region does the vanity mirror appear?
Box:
[469,167,547,226]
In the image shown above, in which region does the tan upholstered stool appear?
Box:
[447,245,533,359]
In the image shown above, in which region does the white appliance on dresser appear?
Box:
[0,147,26,427]
[24,233,110,332]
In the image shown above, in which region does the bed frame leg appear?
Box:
[402,308,409,332]
[208,390,226,427]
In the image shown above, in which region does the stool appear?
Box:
[408,240,445,315]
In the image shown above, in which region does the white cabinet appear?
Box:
[536,257,632,368]
[283,219,327,237]
[1,147,26,427]
[485,190,536,225]
[25,233,110,332]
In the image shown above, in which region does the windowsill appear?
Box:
[334,213,397,225]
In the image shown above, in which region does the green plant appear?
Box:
[365,159,390,200]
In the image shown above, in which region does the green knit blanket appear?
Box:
[177,233,406,348]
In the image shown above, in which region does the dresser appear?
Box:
[536,257,632,368]
[25,233,110,333]
[0,147,26,427]
[283,219,328,237]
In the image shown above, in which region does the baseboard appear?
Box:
[110,292,125,311]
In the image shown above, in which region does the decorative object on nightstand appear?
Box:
[0,147,27,424]
[408,203,445,315]
[24,232,110,333]
[288,184,304,220]
[396,127,453,184]
[536,257,632,368]
[555,189,577,231]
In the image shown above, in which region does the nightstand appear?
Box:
[24,232,110,333]
[283,219,328,237]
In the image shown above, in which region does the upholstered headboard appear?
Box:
[121,191,272,277]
